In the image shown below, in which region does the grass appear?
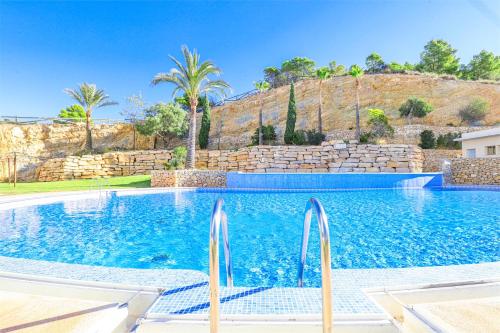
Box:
[0,175,151,195]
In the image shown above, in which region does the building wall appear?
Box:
[461,135,500,158]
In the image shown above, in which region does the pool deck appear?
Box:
[1,255,499,320]
[0,187,499,322]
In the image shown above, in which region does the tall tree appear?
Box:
[198,95,211,149]
[416,39,460,75]
[135,102,187,148]
[281,57,316,82]
[365,52,386,73]
[254,81,270,145]
[315,67,331,134]
[349,65,364,141]
[284,82,297,144]
[152,45,230,169]
[461,50,500,81]
[328,61,346,76]
[64,83,117,151]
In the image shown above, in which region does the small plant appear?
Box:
[367,108,394,138]
[359,131,372,143]
[164,146,187,170]
[419,130,436,149]
[458,98,489,125]
[306,129,326,145]
[436,132,461,149]
[251,125,277,145]
[292,130,307,145]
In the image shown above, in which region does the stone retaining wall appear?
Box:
[450,158,499,185]
[422,149,462,172]
[37,142,423,181]
[151,170,226,187]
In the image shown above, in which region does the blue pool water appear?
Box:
[0,188,498,287]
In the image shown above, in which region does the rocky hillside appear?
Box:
[207,74,500,148]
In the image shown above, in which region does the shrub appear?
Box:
[419,130,436,149]
[198,96,211,149]
[291,130,307,145]
[436,132,461,149]
[284,82,297,144]
[458,98,489,125]
[367,108,394,138]
[164,146,187,170]
[359,131,372,143]
[399,98,433,119]
[306,129,325,145]
[135,103,187,144]
[251,125,277,145]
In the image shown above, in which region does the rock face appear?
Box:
[36,143,424,181]
[450,158,500,185]
[208,74,500,148]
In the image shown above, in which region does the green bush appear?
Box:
[436,132,461,149]
[399,98,433,119]
[458,98,489,125]
[419,130,436,149]
[291,130,307,145]
[359,131,372,143]
[164,146,187,170]
[251,125,277,145]
[367,108,394,138]
[306,129,325,145]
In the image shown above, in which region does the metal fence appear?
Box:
[0,116,126,125]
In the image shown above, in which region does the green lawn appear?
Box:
[0,175,151,195]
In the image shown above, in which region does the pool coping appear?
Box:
[0,187,499,318]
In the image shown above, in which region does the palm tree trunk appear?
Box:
[85,111,93,151]
[186,103,197,169]
[318,80,323,134]
[258,94,263,145]
[354,79,361,141]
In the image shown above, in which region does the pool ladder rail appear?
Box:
[209,198,233,333]
[208,197,333,333]
[297,198,333,333]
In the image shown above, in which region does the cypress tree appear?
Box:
[198,96,211,149]
[284,82,296,144]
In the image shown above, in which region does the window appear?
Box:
[466,149,476,158]
[486,146,496,156]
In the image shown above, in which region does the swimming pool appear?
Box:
[0,188,498,287]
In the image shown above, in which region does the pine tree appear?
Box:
[198,96,211,149]
[284,82,296,144]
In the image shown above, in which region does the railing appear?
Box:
[209,198,234,333]
[297,198,333,333]
[0,115,125,125]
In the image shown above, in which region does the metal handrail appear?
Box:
[209,198,234,333]
[297,198,333,333]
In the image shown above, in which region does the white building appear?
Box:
[455,127,500,158]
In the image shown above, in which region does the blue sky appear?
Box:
[1,0,499,119]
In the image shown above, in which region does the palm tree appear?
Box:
[315,67,331,134]
[254,81,270,145]
[152,46,230,169]
[349,65,364,141]
[64,83,117,151]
